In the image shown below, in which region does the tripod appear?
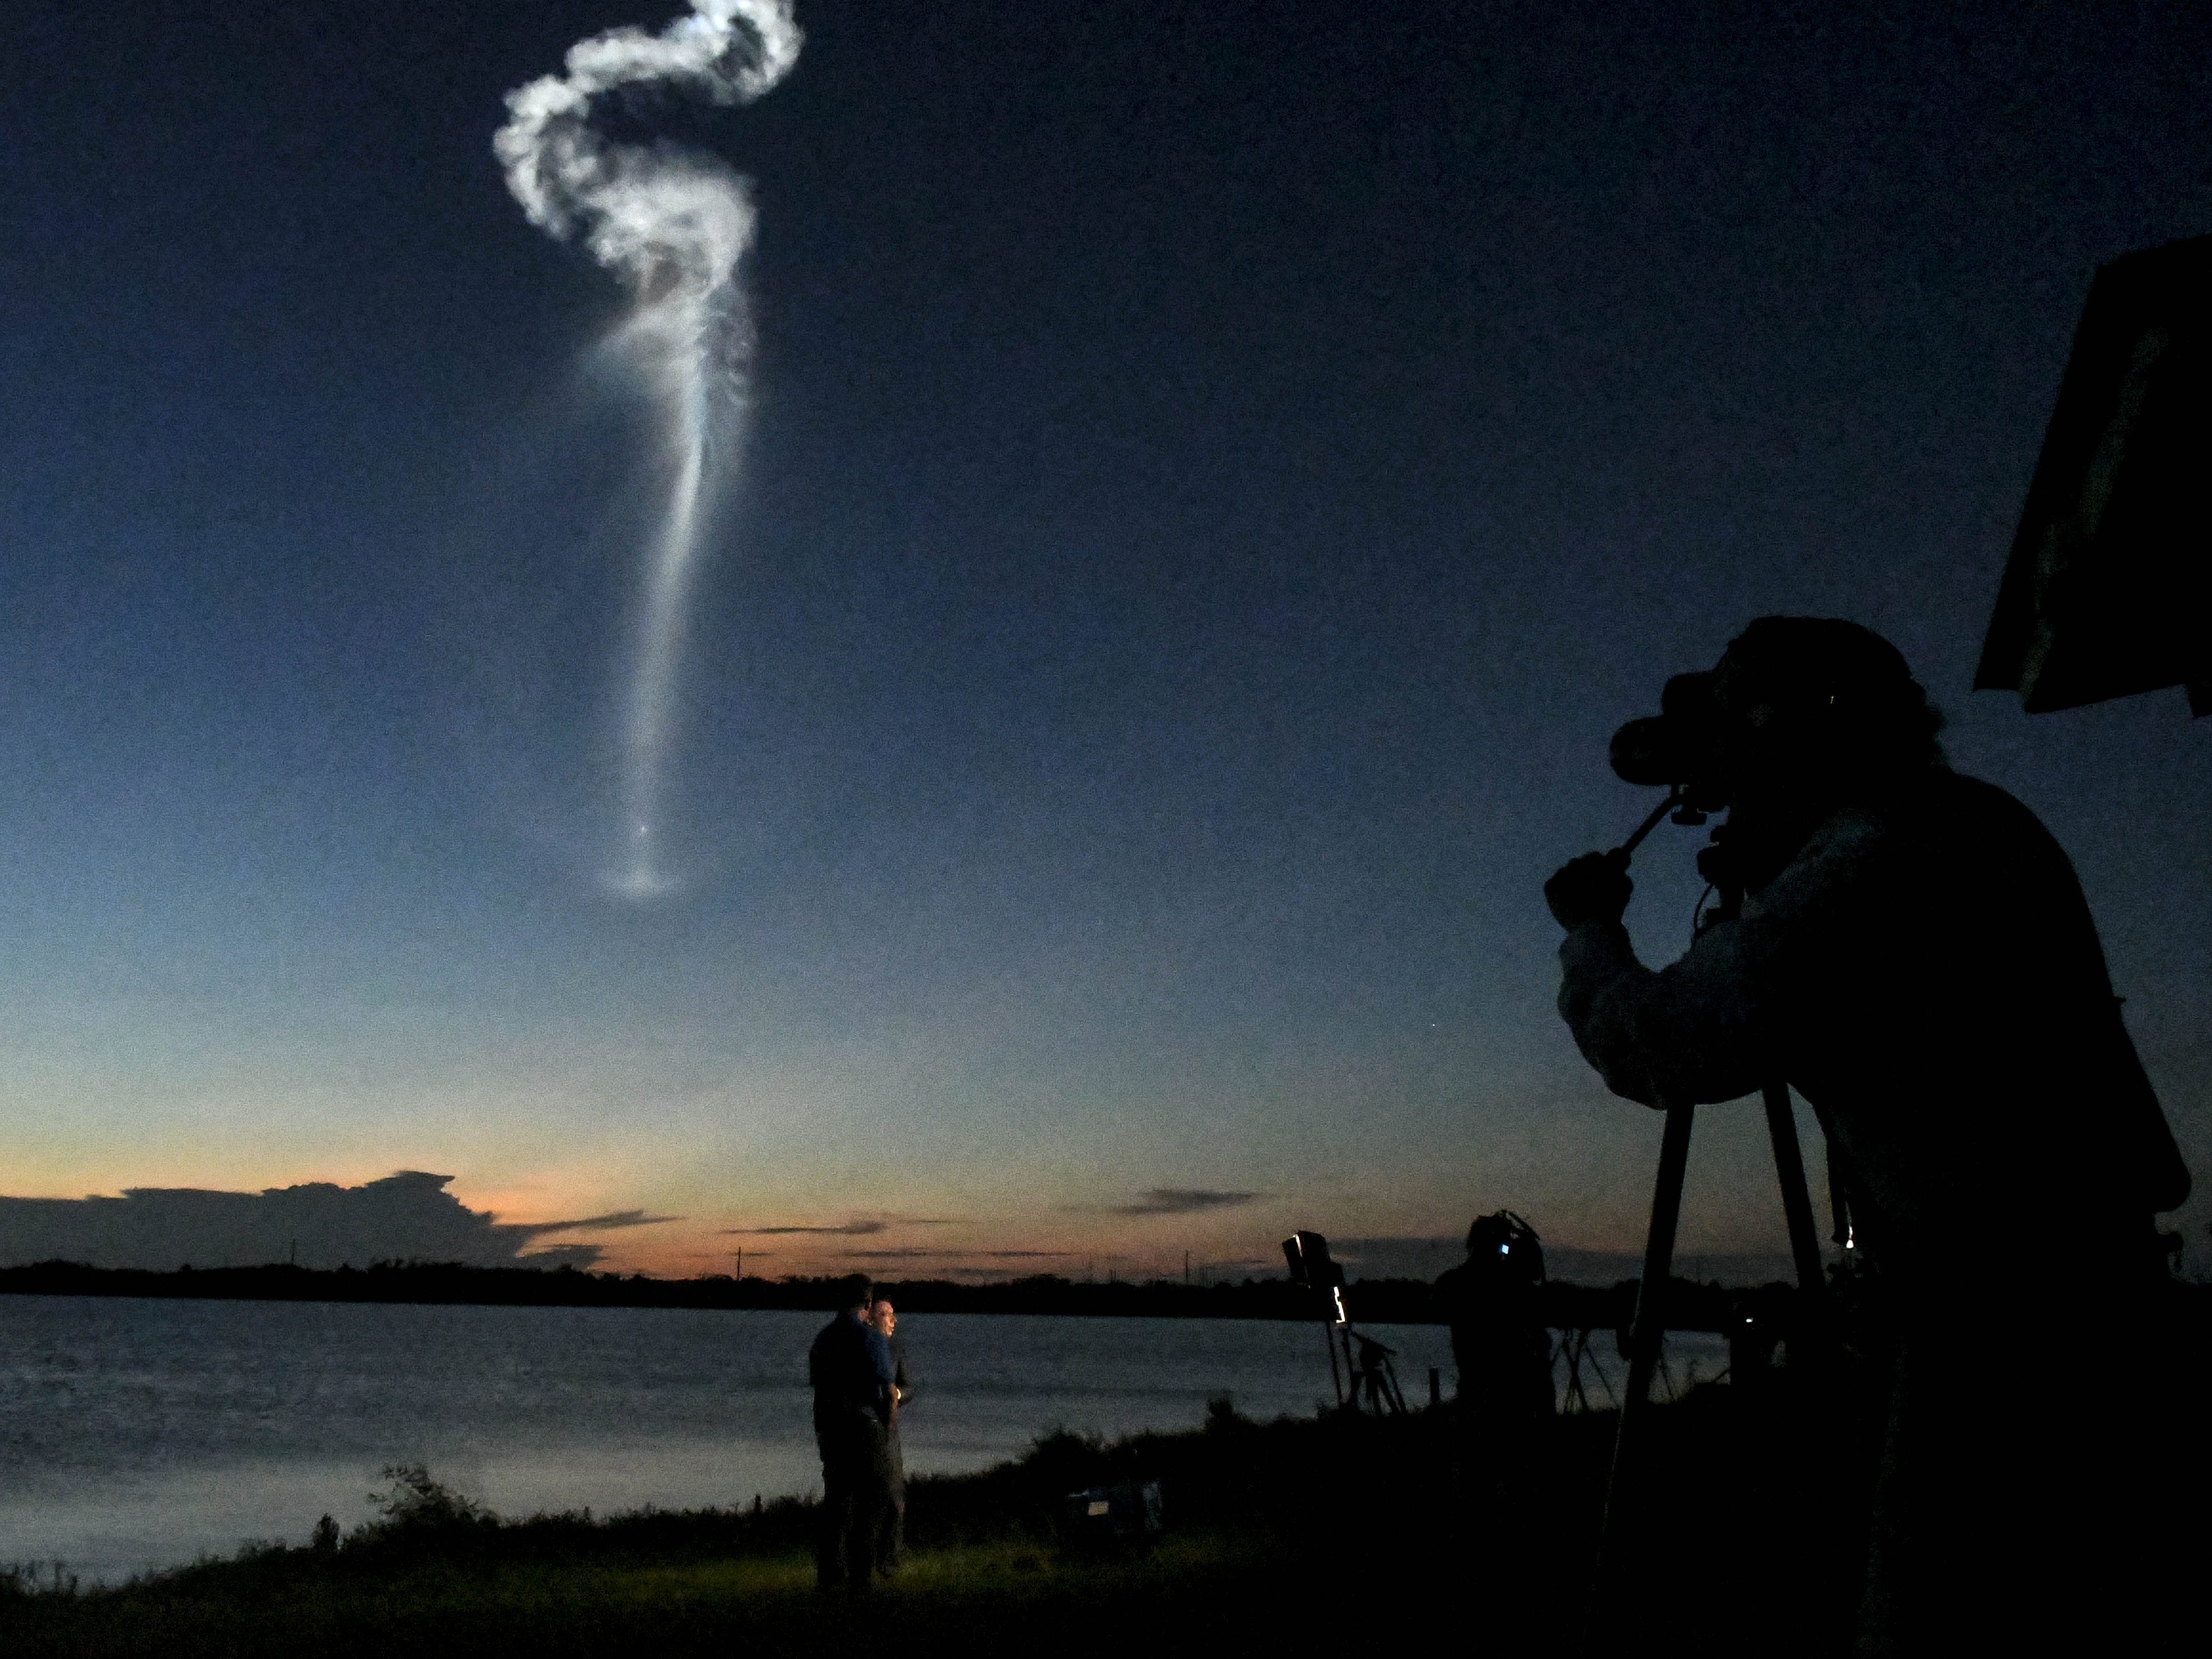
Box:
[1608,1083,1829,1432]
[1349,1329,1408,1415]
[1588,799,1838,1606]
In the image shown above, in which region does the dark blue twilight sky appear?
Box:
[0,1,2206,1279]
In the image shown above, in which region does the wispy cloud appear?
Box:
[720,1215,958,1237]
[725,1220,889,1237]
[1109,1188,1264,1216]
[526,1209,681,1234]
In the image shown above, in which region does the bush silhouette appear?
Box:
[358,1466,492,1540]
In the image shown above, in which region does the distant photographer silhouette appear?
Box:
[1547,617,2190,1656]
[1434,1211,1553,1430]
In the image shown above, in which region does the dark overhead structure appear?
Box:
[1977,234,2211,716]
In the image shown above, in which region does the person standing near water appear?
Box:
[808,1277,895,1593]
[869,1296,912,1577]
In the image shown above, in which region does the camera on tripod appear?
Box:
[1282,1229,1348,1325]
[1282,1230,1407,1414]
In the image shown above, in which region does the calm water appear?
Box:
[0,1294,1725,1580]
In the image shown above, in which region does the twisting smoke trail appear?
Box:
[495,1,802,896]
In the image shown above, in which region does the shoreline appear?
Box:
[0,1386,1870,1658]
[0,1259,1688,1330]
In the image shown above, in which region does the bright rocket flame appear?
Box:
[495,1,802,897]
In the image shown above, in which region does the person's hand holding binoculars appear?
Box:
[1545,849,1632,929]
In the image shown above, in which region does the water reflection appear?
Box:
[0,1293,1720,1580]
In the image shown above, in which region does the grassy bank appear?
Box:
[0,1386,1869,1658]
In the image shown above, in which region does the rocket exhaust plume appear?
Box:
[495,1,802,897]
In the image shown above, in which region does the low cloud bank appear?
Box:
[1110,1188,1261,1216]
[0,1172,677,1271]
[1324,1235,1464,1281]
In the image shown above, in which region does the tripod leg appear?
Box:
[1761,1082,1827,1300]
[1594,1100,1695,1608]
[1620,1104,1694,1414]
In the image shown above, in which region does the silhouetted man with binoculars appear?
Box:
[1545,617,2189,1656]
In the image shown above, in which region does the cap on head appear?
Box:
[1715,616,1944,770]
[1714,617,1914,715]
[1611,617,1941,796]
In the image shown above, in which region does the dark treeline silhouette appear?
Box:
[0,1258,1789,1332]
